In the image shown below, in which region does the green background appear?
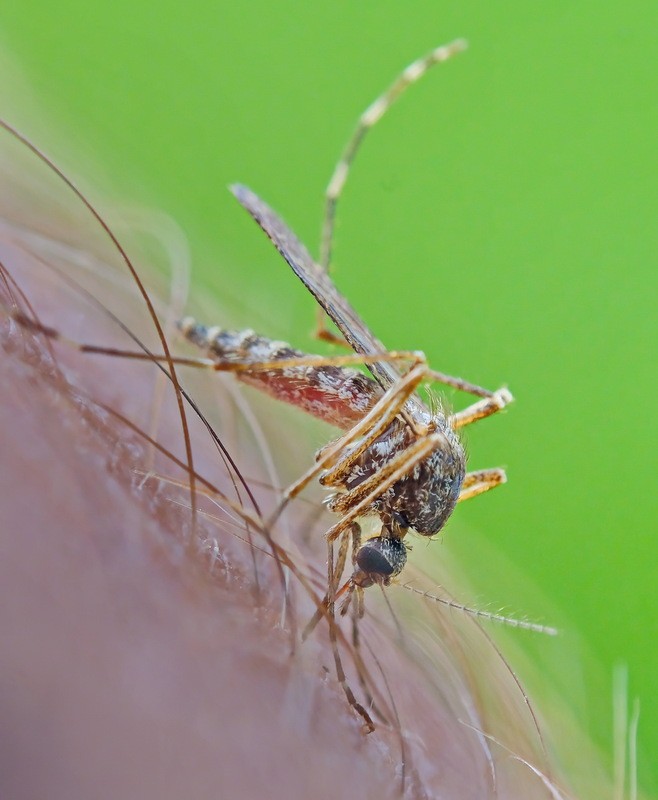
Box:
[1,1,656,793]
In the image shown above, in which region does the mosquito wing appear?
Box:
[231,184,428,416]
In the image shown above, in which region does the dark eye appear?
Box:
[356,536,407,580]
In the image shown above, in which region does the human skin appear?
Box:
[0,251,413,800]
[0,155,573,800]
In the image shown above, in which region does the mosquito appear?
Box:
[5,39,523,733]
[9,37,513,613]
[189,185,510,616]
[176,38,512,623]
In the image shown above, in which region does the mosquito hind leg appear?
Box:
[315,38,467,341]
[14,310,425,379]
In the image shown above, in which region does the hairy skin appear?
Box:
[0,276,409,800]
[0,189,571,800]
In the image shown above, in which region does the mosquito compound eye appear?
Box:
[355,536,407,583]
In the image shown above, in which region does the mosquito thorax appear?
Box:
[352,536,407,588]
[383,429,466,536]
[326,417,466,537]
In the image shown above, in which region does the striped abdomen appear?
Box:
[178,317,382,430]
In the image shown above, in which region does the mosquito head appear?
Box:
[352,536,407,589]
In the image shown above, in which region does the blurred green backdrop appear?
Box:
[1,1,656,793]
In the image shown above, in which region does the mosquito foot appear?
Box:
[493,387,514,408]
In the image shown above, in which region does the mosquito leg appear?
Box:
[348,524,364,635]
[13,311,419,377]
[17,311,425,376]
[450,388,514,429]
[326,537,335,612]
[347,581,370,711]
[328,524,353,614]
[458,468,507,502]
[318,371,434,489]
[316,38,467,340]
[351,523,362,566]
[341,525,389,727]
[354,586,365,622]
[302,522,357,641]
[338,522,362,621]
[314,329,352,347]
[327,607,375,733]
[211,349,424,375]
[311,534,376,734]
[426,368,508,400]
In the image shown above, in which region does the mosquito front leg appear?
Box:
[316,39,467,342]
[339,524,365,622]
[328,522,354,612]
[458,468,507,502]
[302,521,359,642]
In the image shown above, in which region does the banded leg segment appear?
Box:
[451,388,514,429]
[303,522,359,642]
[316,39,467,342]
[458,468,507,502]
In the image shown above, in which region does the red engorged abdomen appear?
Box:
[238,367,382,431]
